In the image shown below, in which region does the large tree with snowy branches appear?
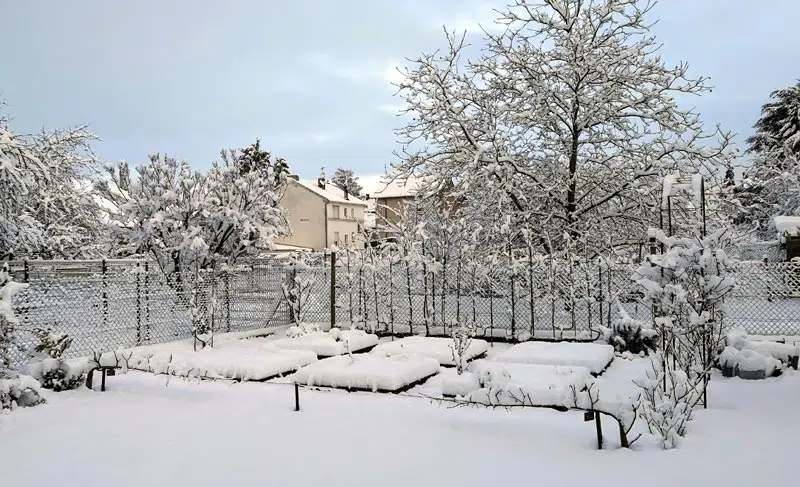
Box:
[745,80,800,159]
[0,103,104,259]
[392,0,734,256]
[98,141,290,347]
[733,81,800,237]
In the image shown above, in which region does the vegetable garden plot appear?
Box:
[129,345,317,381]
[372,336,489,366]
[491,342,614,375]
[441,360,593,397]
[269,329,379,357]
[292,353,441,392]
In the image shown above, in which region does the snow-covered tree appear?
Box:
[393,0,734,257]
[102,141,290,348]
[732,81,800,237]
[732,149,800,239]
[746,80,800,159]
[331,167,363,198]
[0,104,104,259]
[25,126,105,259]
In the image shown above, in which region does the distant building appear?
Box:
[275,175,368,252]
[362,174,423,244]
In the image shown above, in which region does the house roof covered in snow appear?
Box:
[361,173,424,200]
[291,178,367,206]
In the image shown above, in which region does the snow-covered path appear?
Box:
[1,368,796,487]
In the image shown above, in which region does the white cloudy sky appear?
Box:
[2,0,799,181]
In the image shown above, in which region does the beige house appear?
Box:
[363,174,423,243]
[275,176,367,251]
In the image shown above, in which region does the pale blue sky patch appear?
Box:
[1,0,798,178]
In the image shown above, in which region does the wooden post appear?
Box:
[294,382,300,412]
[330,251,336,330]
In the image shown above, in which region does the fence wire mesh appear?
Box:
[5,259,293,368]
[5,253,800,368]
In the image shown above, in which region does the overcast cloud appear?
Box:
[2,0,798,180]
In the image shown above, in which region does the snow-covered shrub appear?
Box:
[22,328,84,391]
[631,228,736,448]
[285,323,322,338]
[634,357,702,449]
[451,321,478,375]
[602,304,659,355]
[23,358,84,392]
[30,327,72,358]
[0,370,45,411]
[1,262,28,370]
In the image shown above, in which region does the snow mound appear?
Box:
[726,328,799,366]
[372,336,489,366]
[270,328,378,357]
[719,345,781,379]
[130,346,317,381]
[443,361,594,399]
[441,371,481,397]
[293,353,440,392]
[468,360,593,387]
[491,342,614,374]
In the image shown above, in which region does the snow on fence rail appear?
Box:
[5,255,800,367]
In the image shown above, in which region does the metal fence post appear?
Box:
[101,259,108,328]
[136,261,142,345]
[144,260,151,340]
[330,251,336,329]
[225,270,231,333]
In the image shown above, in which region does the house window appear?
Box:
[343,207,348,218]
[344,234,349,244]
[333,231,340,246]
[332,205,340,219]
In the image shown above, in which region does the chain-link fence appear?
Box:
[5,259,294,367]
[332,252,800,340]
[6,252,800,368]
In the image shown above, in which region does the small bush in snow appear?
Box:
[451,321,478,375]
[1,262,28,371]
[0,370,45,411]
[602,305,659,355]
[23,327,84,391]
[634,355,703,449]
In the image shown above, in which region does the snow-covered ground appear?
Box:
[1,364,797,487]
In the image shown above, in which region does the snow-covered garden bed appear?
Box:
[269,326,378,357]
[441,360,593,398]
[372,336,489,366]
[292,353,441,392]
[491,342,614,375]
[129,345,317,381]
